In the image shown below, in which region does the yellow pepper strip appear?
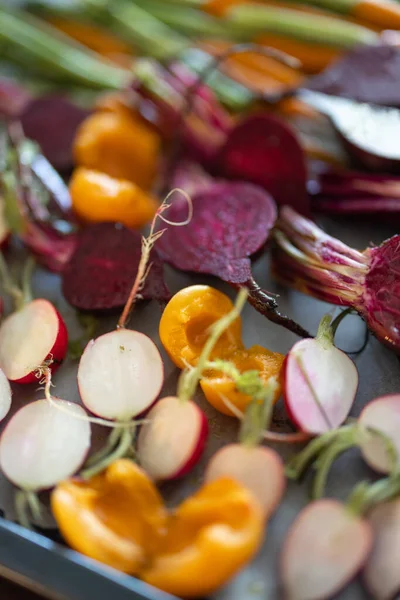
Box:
[74,111,160,191]
[201,344,284,416]
[52,462,264,597]
[70,167,158,229]
[51,460,168,575]
[141,478,264,598]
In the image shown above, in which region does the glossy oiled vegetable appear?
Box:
[53,460,264,597]
[70,168,158,229]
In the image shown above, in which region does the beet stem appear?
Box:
[244,277,310,338]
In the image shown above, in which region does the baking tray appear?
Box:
[0,215,399,600]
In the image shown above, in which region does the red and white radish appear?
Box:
[283,314,358,434]
[0,368,11,422]
[137,396,208,480]
[364,497,400,600]
[205,444,285,519]
[78,329,163,420]
[359,394,400,474]
[0,399,91,491]
[137,288,248,481]
[0,299,68,383]
[281,499,373,600]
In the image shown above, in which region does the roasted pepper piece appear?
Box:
[141,478,264,598]
[74,111,160,191]
[159,285,243,369]
[201,344,284,416]
[51,460,167,574]
[70,167,158,229]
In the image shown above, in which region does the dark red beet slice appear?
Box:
[215,113,309,214]
[306,44,400,108]
[62,223,170,312]
[157,181,276,284]
[21,95,90,171]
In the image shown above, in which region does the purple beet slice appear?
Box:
[62,223,170,312]
[21,95,90,171]
[215,113,309,215]
[157,181,276,284]
[157,182,309,337]
[305,44,400,108]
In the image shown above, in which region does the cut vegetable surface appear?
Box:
[0,369,11,423]
[281,499,373,600]
[364,497,400,600]
[273,206,400,353]
[137,396,208,480]
[359,394,400,473]
[0,299,68,383]
[78,329,164,420]
[283,315,358,434]
[205,444,285,518]
[216,113,309,214]
[0,399,91,491]
[62,222,170,311]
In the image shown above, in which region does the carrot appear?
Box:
[48,18,133,67]
[352,0,400,30]
[204,0,246,17]
[200,39,303,86]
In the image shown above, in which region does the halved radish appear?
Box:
[78,329,164,420]
[281,499,373,600]
[0,299,68,383]
[204,444,285,519]
[0,399,91,490]
[137,396,208,481]
[364,497,400,600]
[283,315,358,434]
[0,368,11,422]
[359,394,400,474]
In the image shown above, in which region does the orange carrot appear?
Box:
[352,0,400,30]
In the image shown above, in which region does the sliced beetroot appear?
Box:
[216,113,309,214]
[62,222,170,311]
[306,44,400,108]
[0,78,30,118]
[20,95,90,171]
[157,181,276,284]
[170,160,214,198]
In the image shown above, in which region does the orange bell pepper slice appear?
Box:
[159,285,243,369]
[141,478,264,598]
[70,167,158,229]
[74,111,160,191]
[201,344,284,416]
[51,460,168,574]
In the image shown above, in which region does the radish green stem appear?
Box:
[21,257,35,306]
[239,378,278,447]
[178,288,248,402]
[348,470,400,516]
[15,490,41,530]
[26,491,42,523]
[84,427,122,468]
[80,427,133,480]
[312,434,358,499]
[117,189,192,329]
[0,253,24,310]
[330,308,354,338]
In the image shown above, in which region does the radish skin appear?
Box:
[0,299,68,383]
[137,396,208,481]
[359,394,400,474]
[205,444,285,518]
[0,368,11,422]
[0,399,91,490]
[364,498,400,600]
[284,337,358,434]
[281,499,373,600]
[78,329,164,420]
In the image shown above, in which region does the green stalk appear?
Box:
[0,8,129,89]
[263,0,358,15]
[226,4,377,48]
[133,0,230,38]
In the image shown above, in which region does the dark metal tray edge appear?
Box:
[0,516,177,600]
